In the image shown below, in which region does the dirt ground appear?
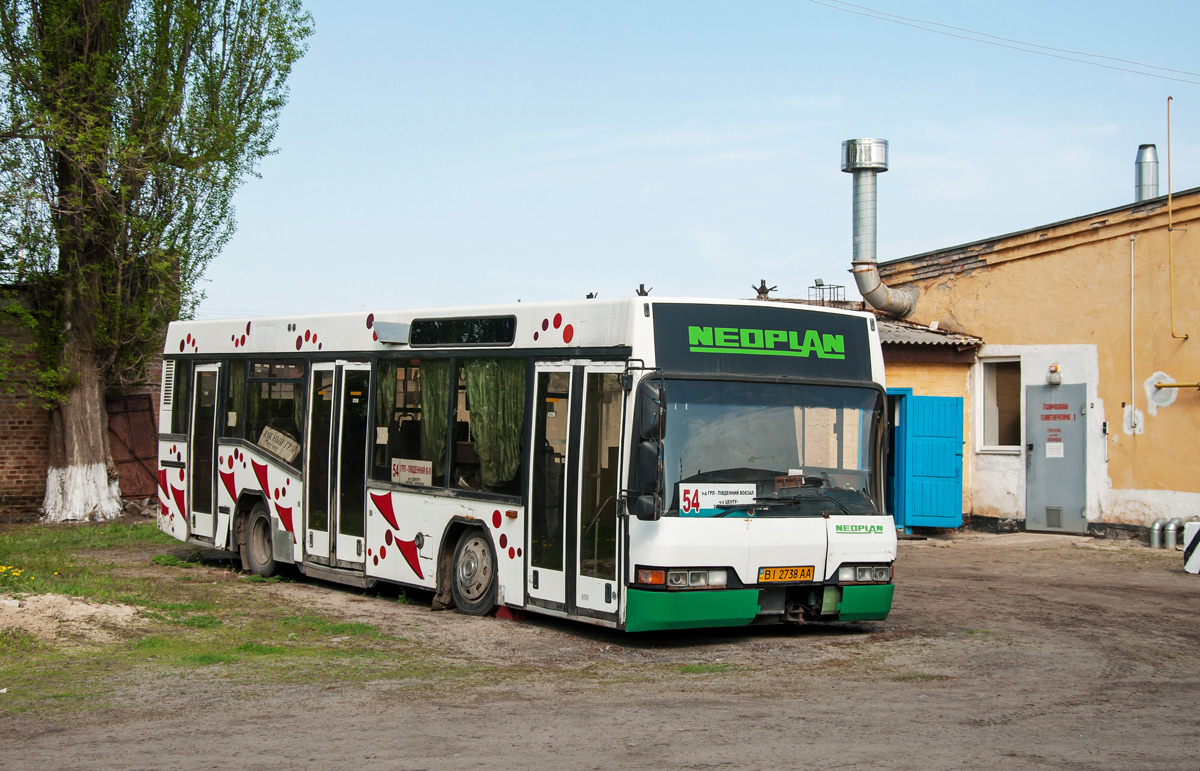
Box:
[4,529,1200,770]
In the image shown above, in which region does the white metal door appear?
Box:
[188,364,221,539]
[333,363,371,568]
[305,364,335,561]
[527,365,572,608]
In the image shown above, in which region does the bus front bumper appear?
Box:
[623,584,894,632]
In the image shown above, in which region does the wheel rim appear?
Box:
[251,516,271,566]
[455,535,493,602]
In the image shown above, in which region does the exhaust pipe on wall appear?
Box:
[842,138,918,317]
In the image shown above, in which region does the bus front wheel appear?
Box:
[450,530,496,615]
[245,504,278,577]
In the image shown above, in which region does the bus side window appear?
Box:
[373,360,433,485]
[245,361,305,465]
[452,358,526,495]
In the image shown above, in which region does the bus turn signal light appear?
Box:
[637,568,666,585]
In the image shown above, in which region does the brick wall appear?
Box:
[0,317,50,507]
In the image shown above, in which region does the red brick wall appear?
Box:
[0,321,50,507]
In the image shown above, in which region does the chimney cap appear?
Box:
[841,138,889,173]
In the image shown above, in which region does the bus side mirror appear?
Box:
[630,494,660,521]
[631,438,660,494]
[635,378,666,440]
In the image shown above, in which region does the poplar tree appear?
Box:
[0,0,311,520]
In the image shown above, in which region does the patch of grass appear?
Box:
[678,663,734,674]
[151,554,191,568]
[0,627,43,654]
[185,652,238,666]
[176,615,223,629]
[236,642,286,655]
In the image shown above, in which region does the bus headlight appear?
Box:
[836,564,893,584]
[638,566,731,590]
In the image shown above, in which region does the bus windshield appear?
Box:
[661,379,884,518]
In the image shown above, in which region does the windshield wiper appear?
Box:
[711,500,801,517]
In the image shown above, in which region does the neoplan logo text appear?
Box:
[835,524,885,535]
[688,326,846,359]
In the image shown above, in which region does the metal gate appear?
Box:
[1025,384,1087,533]
[107,394,158,499]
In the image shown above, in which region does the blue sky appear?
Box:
[194,1,1200,318]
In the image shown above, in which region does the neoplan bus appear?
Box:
[157,297,896,631]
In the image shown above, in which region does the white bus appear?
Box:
[157,297,896,631]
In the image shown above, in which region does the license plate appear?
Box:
[757,565,814,583]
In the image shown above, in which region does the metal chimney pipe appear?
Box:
[1135,144,1159,202]
[842,138,918,317]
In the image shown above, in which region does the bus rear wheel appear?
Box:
[245,504,277,577]
[450,530,496,615]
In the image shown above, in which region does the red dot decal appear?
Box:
[541,319,549,331]
[508,547,515,559]
[385,530,393,545]
[533,332,539,341]
[372,331,378,341]
[312,334,318,344]
[295,336,303,350]
[499,534,508,549]
[246,322,252,335]
[318,343,323,350]
[563,324,574,344]
[368,548,373,557]
[366,313,375,329]
[241,335,247,346]
[178,469,185,481]
[285,478,290,486]
[553,313,562,329]
[274,488,280,499]
[492,510,502,528]
[179,341,185,352]
[380,545,387,559]
[517,547,522,557]
[304,329,311,342]
[373,555,379,566]
[228,456,234,469]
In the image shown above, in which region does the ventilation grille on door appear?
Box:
[1046,507,1063,529]
[161,359,175,409]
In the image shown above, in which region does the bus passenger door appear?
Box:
[305,364,335,562]
[333,363,371,569]
[574,367,624,617]
[528,366,572,609]
[188,363,221,539]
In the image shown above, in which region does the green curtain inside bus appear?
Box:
[463,359,526,487]
[420,359,451,477]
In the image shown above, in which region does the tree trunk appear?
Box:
[42,329,121,522]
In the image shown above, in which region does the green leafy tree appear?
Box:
[0,0,311,520]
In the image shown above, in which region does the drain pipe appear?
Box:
[1150,518,1166,548]
[842,139,918,317]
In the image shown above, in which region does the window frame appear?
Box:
[978,357,1023,454]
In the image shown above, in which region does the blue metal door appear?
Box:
[890,393,963,529]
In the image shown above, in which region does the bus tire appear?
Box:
[245,503,278,577]
[450,529,496,615]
